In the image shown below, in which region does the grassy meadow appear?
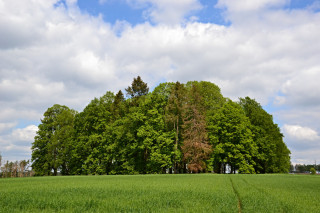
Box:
[0,174,319,212]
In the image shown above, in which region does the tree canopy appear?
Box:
[31,77,291,175]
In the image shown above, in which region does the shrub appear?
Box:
[310,168,316,175]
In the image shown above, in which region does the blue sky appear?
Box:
[75,0,319,26]
[77,0,228,25]
[1,0,320,165]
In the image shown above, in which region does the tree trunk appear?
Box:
[174,119,179,174]
[183,163,187,173]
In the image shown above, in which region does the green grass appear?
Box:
[0,174,319,212]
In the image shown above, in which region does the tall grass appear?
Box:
[230,174,320,212]
[0,174,237,212]
[0,174,319,212]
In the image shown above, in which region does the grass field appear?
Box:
[0,174,319,212]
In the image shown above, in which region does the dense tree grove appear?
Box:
[31,77,291,175]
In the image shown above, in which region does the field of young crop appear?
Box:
[0,174,319,212]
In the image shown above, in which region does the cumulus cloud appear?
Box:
[278,67,320,108]
[282,124,320,164]
[216,0,288,12]
[11,125,38,144]
[0,125,37,161]
[283,125,319,141]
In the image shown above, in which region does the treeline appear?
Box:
[31,77,291,175]
[0,155,33,178]
[291,164,320,173]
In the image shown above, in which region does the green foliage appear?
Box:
[239,97,291,173]
[31,104,77,176]
[208,100,257,174]
[31,77,291,175]
[310,167,316,175]
[292,164,320,173]
[72,92,114,175]
[125,75,149,99]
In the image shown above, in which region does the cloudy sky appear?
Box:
[1,0,320,165]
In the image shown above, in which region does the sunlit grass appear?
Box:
[231,174,320,212]
[0,174,319,212]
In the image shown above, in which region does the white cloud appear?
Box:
[0,122,17,134]
[216,0,289,12]
[282,124,320,164]
[11,125,38,144]
[0,125,37,161]
[278,67,320,107]
[283,125,319,141]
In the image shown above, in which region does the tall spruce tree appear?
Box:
[125,76,149,98]
[182,84,212,173]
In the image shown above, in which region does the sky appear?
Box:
[1,0,320,165]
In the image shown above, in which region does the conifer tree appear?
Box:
[182,85,212,173]
[125,76,149,98]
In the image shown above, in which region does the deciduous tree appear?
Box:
[208,100,257,174]
[31,104,77,176]
[165,82,186,173]
[239,97,291,173]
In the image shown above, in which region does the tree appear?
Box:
[19,160,29,177]
[111,90,126,121]
[3,161,12,178]
[182,85,212,173]
[208,100,257,174]
[186,81,225,113]
[110,83,175,174]
[165,82,186,173]
[12,161,18,177]
[125,76,149,99]
[239,97,291,173]
[137,92,175,174]
[72,92,114,175]
[31,104,77,176]
[310,167,316,175]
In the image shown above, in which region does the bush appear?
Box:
[310,168,316,175]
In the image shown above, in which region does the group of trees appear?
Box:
[291,164,319,173]
[0,154,32,178]
[31,77,291,175]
